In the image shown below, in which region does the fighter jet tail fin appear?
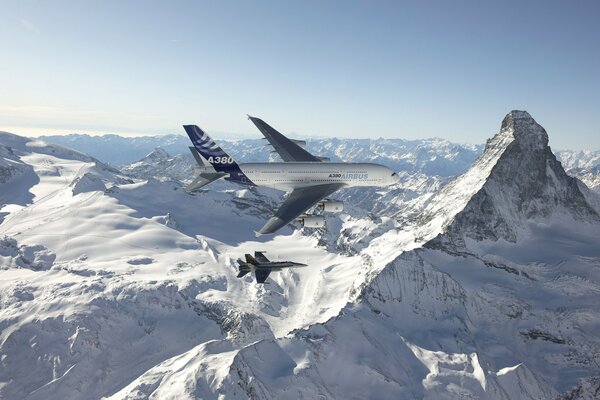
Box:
[245,254,257,264]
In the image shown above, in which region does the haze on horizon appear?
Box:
[1,0,599,150]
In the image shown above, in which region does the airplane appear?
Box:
[183,116,400,236]
[236,251,307,283]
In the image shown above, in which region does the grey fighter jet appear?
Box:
[236,251,307,283]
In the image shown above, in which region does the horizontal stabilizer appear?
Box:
[186,172,226,192]
[237,269,251,278]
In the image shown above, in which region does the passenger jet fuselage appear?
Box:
[193,161,398,191]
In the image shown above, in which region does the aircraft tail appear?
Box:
[245,254,257,264]
[189,146,210,167]
[183,125,237,173]
[237,258,252,278]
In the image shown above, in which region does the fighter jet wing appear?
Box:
[248,116,321,162]
[257,183,345,236]
[254,251,270,263]
[255,269,271,284]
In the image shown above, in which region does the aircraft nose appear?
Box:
[390,172,400,184]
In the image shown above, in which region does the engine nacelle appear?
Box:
[291,139,307,149]
[299,215,325,228]
[318,200,344,213]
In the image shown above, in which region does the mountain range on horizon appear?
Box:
[1,110,600,399]
[35,129,600,194]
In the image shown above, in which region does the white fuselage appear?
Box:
[236,162,398,191]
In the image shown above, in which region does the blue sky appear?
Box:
[1,1,599,149]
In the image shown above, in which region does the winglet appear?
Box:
[254,231,262,238]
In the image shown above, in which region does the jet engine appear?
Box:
[317,200,344,213]
[299,215,325,228]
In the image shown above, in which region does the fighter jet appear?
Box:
[236,251,307,283]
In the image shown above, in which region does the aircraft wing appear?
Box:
[254,251,270,263]
[248,116,321,162]
[257,183,345,236]
[255,269,271,284]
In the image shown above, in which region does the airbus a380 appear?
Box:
[184,116,399,235]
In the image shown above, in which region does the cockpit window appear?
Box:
[391,172,397,176]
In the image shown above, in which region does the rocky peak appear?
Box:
[144,147,170,161]
[499,110,548,150]
[427,111,600,245]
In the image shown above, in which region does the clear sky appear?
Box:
[1,1,599,149]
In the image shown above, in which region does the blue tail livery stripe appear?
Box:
[184,125,229,158]
[183,125,255,186]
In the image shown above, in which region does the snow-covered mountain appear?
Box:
[43,132,600,196]
[119,147,194,182]
[1,110,600,399]
[38,134,193,166]
[555,149,600,171]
